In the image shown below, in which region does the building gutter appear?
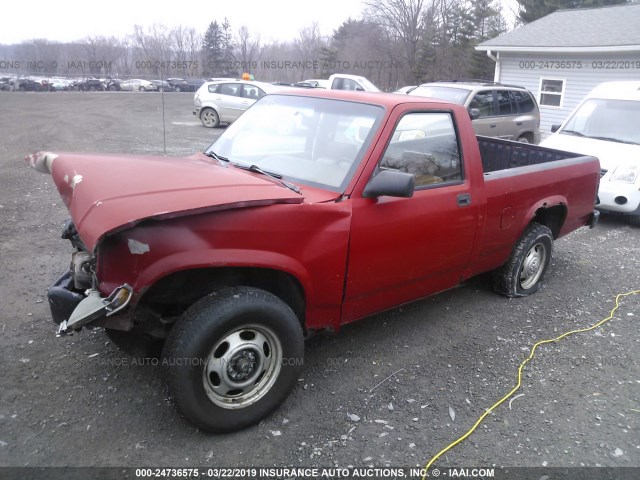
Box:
[475,45,640,53]
[486,50,500,83]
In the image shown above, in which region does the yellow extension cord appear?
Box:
[421,289,640,478]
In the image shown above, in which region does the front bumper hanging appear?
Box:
[47,272,133,336]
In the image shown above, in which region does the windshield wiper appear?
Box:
[587,135,639,145]
[560,129,585,137]
[203,151,230,166]
[233,163,302,195]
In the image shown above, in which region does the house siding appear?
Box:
[495,52,640,140]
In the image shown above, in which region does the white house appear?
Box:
[476,4,640,139]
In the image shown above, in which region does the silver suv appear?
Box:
[409,82,541,144]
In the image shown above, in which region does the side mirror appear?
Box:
[355,86,365,92]
[469,108,480,120]
[363,169,415,198]
[551,124,561,133]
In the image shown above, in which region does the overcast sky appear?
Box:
[0,0,368,45]
[1,0,519,46]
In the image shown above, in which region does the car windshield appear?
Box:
[206,94,384,191]
[560,98,640,145]
[410,86,471,105]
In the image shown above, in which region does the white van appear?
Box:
[541,81,640,226]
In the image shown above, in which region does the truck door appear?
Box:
[343,111,479,322]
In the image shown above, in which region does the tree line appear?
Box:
[0,0,630,90]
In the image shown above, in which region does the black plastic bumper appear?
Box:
[47,271,84,325]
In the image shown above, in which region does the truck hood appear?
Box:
[540,134,640,172]
[27,151,305,251]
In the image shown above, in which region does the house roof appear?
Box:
[477,4,640,53]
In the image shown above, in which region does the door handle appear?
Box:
[490,124,496,128]
[516,121,523,125]
[457,193,471,207]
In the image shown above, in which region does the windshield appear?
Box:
[409,86,471,105]
[207,94,384,191]
[560,98,640,145]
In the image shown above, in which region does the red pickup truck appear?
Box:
[27,89,600,432]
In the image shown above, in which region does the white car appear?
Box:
[193,80,284,128]
[120,79,157,92]
[540,81,640,226]
[327,74,380,92]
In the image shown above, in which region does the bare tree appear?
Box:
[364,0,427,83]
[236,26,261,75]
[294,22,326,79]
[171,26,201,76]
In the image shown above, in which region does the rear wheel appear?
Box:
[200,108,220,128]
[493,223,553,297]
[517,134,532,144]
[163,287,304,432]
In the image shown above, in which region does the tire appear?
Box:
[517,134,531,144]
[105,328,164,360]
[493,222,553,297]
[139,86,146,92]
[628,215,640,228]
[174,86,181,93]
[163,287,304,432]
[109,85,117,91]
[200,108,220,128]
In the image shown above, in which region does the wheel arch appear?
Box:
[530,203,567,239]
[135,266,307,332]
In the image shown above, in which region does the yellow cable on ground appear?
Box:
[422,289,640,479]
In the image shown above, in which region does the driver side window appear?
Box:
[380,112,462,187]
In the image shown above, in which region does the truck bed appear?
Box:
[477,136,584,174]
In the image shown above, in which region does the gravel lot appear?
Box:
[0,92,639,473]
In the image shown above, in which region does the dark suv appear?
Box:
[410,81,541,144]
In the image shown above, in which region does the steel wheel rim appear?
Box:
[520,242,547,289]
[202,324,282,409]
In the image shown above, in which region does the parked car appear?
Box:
[410,81,541,143]
[296,79,328,88]
[193,79,283,127]
[327,73,380,92]
[104,78,122,91]
[0,76,13,91]
[167,77,189,92]
[393,85,417,94]
[119,79,157,92]
[70,78,106,91]
[27,89,599,432]
[17,77,48,91]
[150,80,174,92]
[167,77,205,92]
[48,77,73,91]
[541,81,640,226]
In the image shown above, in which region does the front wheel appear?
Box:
[163,287,304,432]
[200,108,220,128]
[493,223,553,297]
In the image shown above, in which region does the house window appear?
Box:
[539,78,565,107]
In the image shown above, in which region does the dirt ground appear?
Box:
[0,92,638,472]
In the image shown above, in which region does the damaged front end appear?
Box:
[49,220,133,336]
